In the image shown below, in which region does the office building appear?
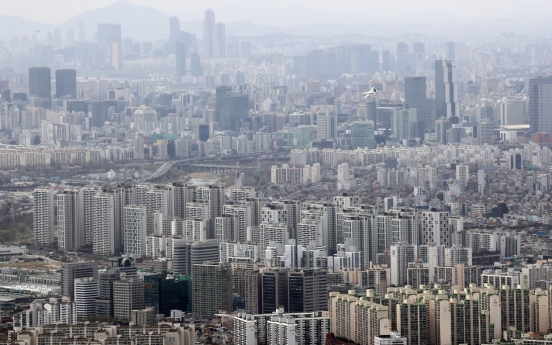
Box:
[262,268,290,313]
[203,10,216,58]
[445,41,455,60]
[317,108,337,139]
[57,189,84,251]
[392,108,419,141]
[96,256,136,317]
[405,76,427,135]
[176,42,186,81]
[61,262,99,300]
[173,239,220,275]
[74,277,98,316]
[216,22,225,58]
[435,59,458,119]
[29,67,51,104]
[90,100,116,128]
[192,262,233,319]
[32,187,55,246]
[350,121,375,149]
[435,117,451,144]
[113,274,144,319]
[529,76,552,134]
[287,268,328,313]
[219,91,249,131]
[55,69,77,99]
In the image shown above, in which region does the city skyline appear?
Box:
[1,0,552,38]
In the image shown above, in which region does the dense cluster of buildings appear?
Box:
[3,1,552,345]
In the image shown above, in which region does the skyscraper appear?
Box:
[203,10,216,58]
[445,41,455,60]
[176,42,186,81]
[529,76,552,133]
[190,52,203,76]
[435,59,458,119]
[169,16,181,55]
[29,67,51,105]
[216,22,226,58]
[405,76,427,136]
[32,187,55,246]
[55,69,77,99]
[97,24,122,70]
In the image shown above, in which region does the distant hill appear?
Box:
[0,14,53,40]
[57,0,171,41]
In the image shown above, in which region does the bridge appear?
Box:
[139,153,267,182]
[175,163,257,174]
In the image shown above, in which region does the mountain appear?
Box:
[57,0,171,41]
[0,14,53,40]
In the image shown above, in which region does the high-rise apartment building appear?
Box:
[123,205,147,257]
[57,189,84,251]
[55,69,77,99]
[421,211,451,247]
[435,59,458,119]
[390,242,417,286]
[32,187,55,246]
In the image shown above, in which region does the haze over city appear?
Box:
[0,1,552,345]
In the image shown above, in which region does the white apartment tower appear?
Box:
[92,192,118,255]
[32,187,55,246]
[456,164,469,186]
[421,211,451,247]
[123,205,147,257]
[390,242,417,286]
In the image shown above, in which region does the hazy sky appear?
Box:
[0,0,550,25]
